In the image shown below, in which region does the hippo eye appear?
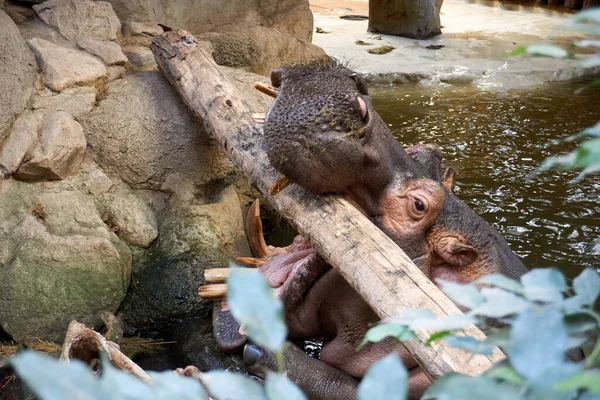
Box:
[414,199,425,212]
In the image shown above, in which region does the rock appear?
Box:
[0,111,45,177]
[200,32,260,70]
[118,252,225,337]
[18,18,75,48]
[123,46,156,70]
[367,45,395,55]
[0,11,37,142]
[3,4,36,25]
[104,0,313,42]
[123,20,164,37]
[104,187,158,248]
[118,181,250,336]
[107,65,126,81]
[15,111,87,181]
[77,37,128,66]
[316,27,331,34]
[200,25,326,76]
[33,0,121,42]
[0,176,132,342]
[27,38,107,92]
[80,71,236,192]
[157,184,250,260]
[83,168,113,196]
[175,318,245,372]
[32,86,97,118]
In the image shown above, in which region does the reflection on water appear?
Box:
[370,81,600,279]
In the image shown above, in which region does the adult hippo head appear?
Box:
[262,57,527,283]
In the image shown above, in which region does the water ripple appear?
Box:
[371,82,600,279]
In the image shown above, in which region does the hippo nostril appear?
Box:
[270,68,284,88]
[357,97,368,119]
[243,343,264,366]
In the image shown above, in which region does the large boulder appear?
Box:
[33,0,121,42]
[119,184,250,336]
[104,0,313,42]
[80,71,237,192]
[0,11,37,142]
[200,25,325,76]
[27,38,107,92]
[0,167,133,342]
[368,0,443,39]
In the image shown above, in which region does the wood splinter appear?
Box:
[254,82,279,98]
[60,320,151,383]
[198,283,227,299]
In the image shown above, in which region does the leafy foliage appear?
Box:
[363,267,600,400]
[357,354,407,400]
[11,351,209,400]
[227,266,287,353]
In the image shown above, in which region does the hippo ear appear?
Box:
[435,237,478,267]
[442,167,455,193]
[405,144,443,181]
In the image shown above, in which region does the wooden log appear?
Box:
[204,268,233,284]
[199,283,228,299]
[60,320,151,383]
[150,31,504,379]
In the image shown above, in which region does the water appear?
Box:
[370,81,600,280]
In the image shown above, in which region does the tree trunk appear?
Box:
[368,0,443,39]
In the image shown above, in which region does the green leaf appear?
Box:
[227,267,287,353]
[388,308,436,325]
[445,335,494,356]
[357,353,408,400]
[410,314,477,331]
[554,371,600,393]
[425,330,452,346]
[521,268,566,303]
[579,54,600,69]
[474,274,525,294]
[147,371,209,400]
[507,45,527,56]
[265,371,307,400]
[201,371,266,400]
[484,365,526,386]
[506,307,570,386]
[573,40,600,48]
[422,373,524,400]
[573,268,600,306]
[526,44,568,58]
[562,121,600,142]
[11,351,109,400]
[572,8,600,24]
[564,312,600,335]
[99,357,154,399]
[438,280,484,309]
[484,329,512,348]
[472,288,531,318]
[359,323,416,349]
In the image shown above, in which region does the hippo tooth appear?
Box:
[254,82,279,98]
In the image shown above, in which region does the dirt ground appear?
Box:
[309,0,369,16]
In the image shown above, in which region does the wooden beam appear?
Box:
[150,30,504,379]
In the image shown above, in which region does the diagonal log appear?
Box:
[150,30,504,380]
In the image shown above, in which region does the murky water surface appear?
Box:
[370,81,600,279]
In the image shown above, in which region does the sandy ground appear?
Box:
[308,0,595,89]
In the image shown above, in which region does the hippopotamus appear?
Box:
[213,58,529,399]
